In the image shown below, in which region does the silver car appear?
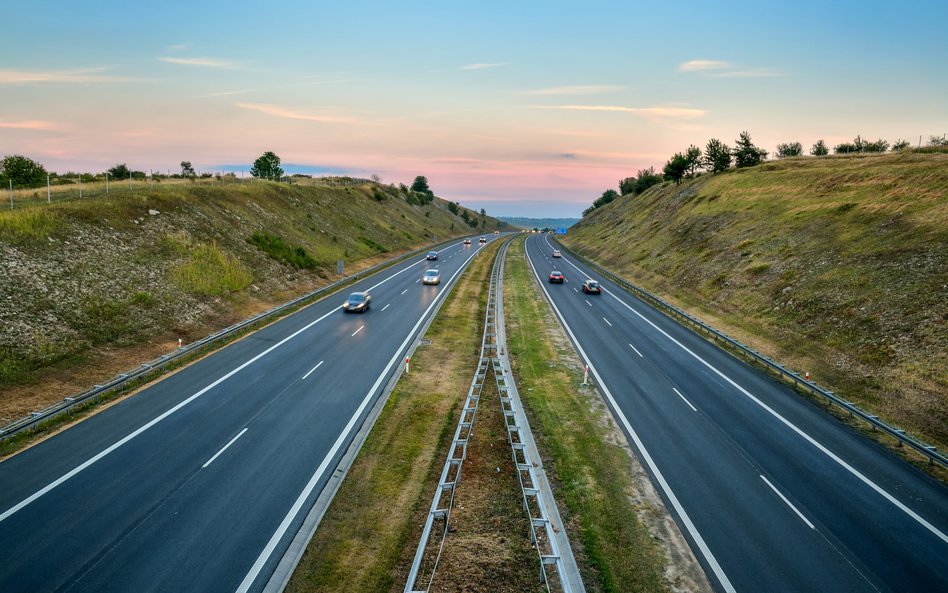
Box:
[422,269,441,285]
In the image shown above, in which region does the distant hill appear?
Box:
[561,151,948,452]
[0,180,501,420]
[499,217,579,230]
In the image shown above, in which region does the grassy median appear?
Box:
[503,237,711,593]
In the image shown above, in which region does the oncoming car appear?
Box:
[582,279,601,294]
[422,269,441,285]
[552,250,561,258]
[549,271,564,283]
[426,251,439,260]
[464,238,472,245]
[479,236,487,243]
[342,291,371,313]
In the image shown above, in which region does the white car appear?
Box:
[422,269,441,285]
[552,250,561,258]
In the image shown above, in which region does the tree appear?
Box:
[582,189,620,216]
[704,139,732,173]
[180,161,196,177]
[810,140,829,156]
[447,201,459,215]
[108,163,131,179]
[619,176,636,195]
[662,153,689,185]
[929,135,948,147]
[251,151,284,179]
[0,154,48,188]
[776,142,803,158]
[891,139,910,151]
[411,175,433,196]
[479,208,486,217]
[733,131,768,167]
[632,167,663,194]
[685,144,702,177]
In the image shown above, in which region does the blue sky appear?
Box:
[2,1,946,216]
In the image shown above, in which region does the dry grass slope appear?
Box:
[564,151,948,454]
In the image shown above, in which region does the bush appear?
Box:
[248,232,318,269]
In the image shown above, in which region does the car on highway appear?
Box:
[426,250,438,260]
[581,279,601,294]
[552,250,561,258]
[549,271,564,283]
[479,236,487,243]
[464,238,472,245]
[342,291,371,312]
[494,230,500,234]
[422,269,441,285]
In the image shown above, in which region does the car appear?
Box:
[549,271,564,283]
[552,250,561,258]
[342,291,371,312]
[422,269,441,285]
[479,236,487,243]
[582,279,601,294]
[494,230,500,234]
[464,238,472,245]
[426,251,438,260]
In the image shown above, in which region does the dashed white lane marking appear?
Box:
[761,475,816,530]
[351,325,364,337]
[401,289,408,295]
[603,317,612,327]
[202,428,248,469]
[381,304,391,312]
[629,343,643,357]
[302,360,324,380]
[673,387,697,412]
[585,300,592,307]
[573,287,579,293]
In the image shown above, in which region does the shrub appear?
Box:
[248,232,318,269]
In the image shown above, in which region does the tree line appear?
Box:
[583,133,948,216]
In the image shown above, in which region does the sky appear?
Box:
[2,1,946,217]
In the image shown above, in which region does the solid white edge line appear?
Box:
[761,475,816,530]
[351,325,364,337]
[524,236,737,593]
[629,343,644,357]
[0,249,441,524]
[673,387,698,412]
[546,235,948,546]
[302,361,324,380]
[234,240,485,593]
[202,428,249,469]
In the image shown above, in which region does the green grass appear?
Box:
[248,231,318,269]
[504,237,670,593]
[0,208,61,241]
[172,242,252,296]
[564,151,948,455]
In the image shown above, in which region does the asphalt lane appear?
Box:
[0,235,500,593]
[526,234,948,593]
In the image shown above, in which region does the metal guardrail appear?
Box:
[0,237,470,442]
[552,238,947,470]
[405,236,583,593]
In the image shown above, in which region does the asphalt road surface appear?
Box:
[526,233,947,593]
[0,235,500,593]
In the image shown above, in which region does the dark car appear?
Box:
[426,251,438,260]
[582,279,601,294]
[464,238,472,245]
[478,236,487,243]
[343,291,371,312]
[549,271,564,283]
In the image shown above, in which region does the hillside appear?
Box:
[499,216,579,230]
[562,151,948,453]
[0,180,499,422]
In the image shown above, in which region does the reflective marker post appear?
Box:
[405,356,410,374]
[582,365,589,385]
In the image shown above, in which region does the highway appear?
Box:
[0,235,500,593]
[525,234,948,593]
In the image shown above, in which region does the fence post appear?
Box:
[106,171,109,193]
[8,179,12,210]
[79,175,82,198]
[47,174,51,203]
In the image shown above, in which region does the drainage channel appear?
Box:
[404,237,585,593]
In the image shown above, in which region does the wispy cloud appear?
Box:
[711,68,781,78]
[460,62,509,70]
[678,60,732,72]
[0,67,135,85]
[236,102,357,123]
[168,43,192,51]
[159,56,242,69]
[533,104,708,119]
[0,119,58,130]
[521,84,625,95]
[194,89,255,98]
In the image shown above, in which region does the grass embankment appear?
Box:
[504,238,709,593]
[0,180,500,425]
[284,242,501,592]
[564,151,948,456]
